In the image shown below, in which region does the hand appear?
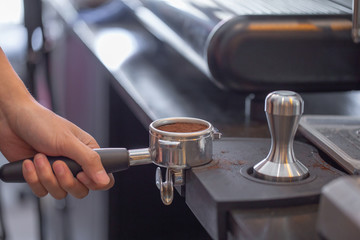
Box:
[0,99,115,199]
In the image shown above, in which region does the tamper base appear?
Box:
[253,158,309,182]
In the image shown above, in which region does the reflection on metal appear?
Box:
[156,167,174,205]
[253,91,309,182]
[156,167,185,205]
[247,22,319,31]
[150,117,221,205]
[353,0,360,43]
[149,117,217,169]
[129,148,152,166]
[299,115,360,174]
[94,29,138,70]
[0,0,23,24]
[132,6,209,77]
[212,129,222,140]
[122,0,358,92]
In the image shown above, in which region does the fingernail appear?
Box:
[53,163,65,176]
[23,161,33,173]
[77,172,91,185]
[34,154,45,168]
[96,170,110,185]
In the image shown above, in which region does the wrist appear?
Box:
[0,84,35,121]
[0,48,36,121]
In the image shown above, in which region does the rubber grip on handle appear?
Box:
[0,148,129,183]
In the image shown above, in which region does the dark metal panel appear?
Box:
[186,138,345,239]
[228,204,320,240]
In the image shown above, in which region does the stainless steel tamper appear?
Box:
[253,90,309,182]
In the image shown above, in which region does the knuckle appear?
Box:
[88,150,100,165]
[55,132,73,153]
[40,173,54,183]
[89,183,104,191]
[52,192,67,200]
[26,177,39,185]
[35,190,48,198]
[90,185,101,191]
[75,190,89,199]
[61,179,77,190]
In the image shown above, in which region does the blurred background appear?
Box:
[0,2,39,240]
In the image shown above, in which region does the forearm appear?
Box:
[0,47,35,120]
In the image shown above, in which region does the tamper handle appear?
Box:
[265,90,303,116]
[0,148,130,182]
[266,91,303,164]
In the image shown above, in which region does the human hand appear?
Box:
[0,99,114,199]
[0,47,115,199]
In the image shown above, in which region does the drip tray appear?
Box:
[185,138,345,240]
[299,115,360,175]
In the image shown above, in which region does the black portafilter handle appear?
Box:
[0,148,130,183]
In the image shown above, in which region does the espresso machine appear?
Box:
[122,0,360,92]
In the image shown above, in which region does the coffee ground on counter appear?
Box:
[156,122,208,133]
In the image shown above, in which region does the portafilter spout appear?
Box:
[253,91,309,182]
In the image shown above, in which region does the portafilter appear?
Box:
[0,117,221,205]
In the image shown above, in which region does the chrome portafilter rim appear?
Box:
[149,117,214,139]
[149,117,218,169]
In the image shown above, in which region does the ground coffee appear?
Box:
[157,122,208,133]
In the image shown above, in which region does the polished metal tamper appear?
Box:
[253,91,309,182]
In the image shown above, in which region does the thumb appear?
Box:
[62,139,110,186]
